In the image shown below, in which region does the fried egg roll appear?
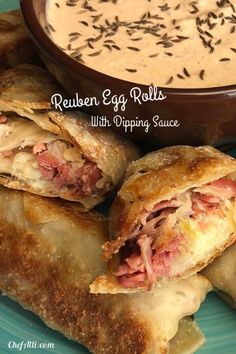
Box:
[0,186,211,354]
[91,146,236,293]
[202,242,236,308]
[0,10,36,70]
[0,65,139,209]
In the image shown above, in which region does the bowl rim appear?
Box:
[20,0,236,96]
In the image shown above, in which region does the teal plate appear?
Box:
[0,1,236,352]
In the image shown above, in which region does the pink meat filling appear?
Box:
[33,141,102,197]
[114,178,236,289]
[0,114,7,124]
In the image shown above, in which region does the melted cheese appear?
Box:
[63,147,83,163]
[0,152,49,188]
[171,205,236,277]
[12,153,42,180]
[0,117,57,152]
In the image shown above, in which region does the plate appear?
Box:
[0,1,236,353]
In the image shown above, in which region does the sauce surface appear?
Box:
[46,0,236,88]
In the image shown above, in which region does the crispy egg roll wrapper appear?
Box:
[0,65,139,209]
[0,186,211,354]
[169,317,205,354]
[0,64,63,132]
[217,292,236,310]
[203,242,236,308]
[92,146,236,293]
[0,10,36,70]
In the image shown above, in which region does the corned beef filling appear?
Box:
[0,114,7,124]
[33,141,103,197]
[0,116,104,197]
[114,178,236,288]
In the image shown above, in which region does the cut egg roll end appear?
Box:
[99,146,236,292]
[0,65,140,209]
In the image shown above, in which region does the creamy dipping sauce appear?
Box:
[46,0,236,88]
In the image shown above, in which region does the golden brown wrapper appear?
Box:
[0,186,210,354]
[0,64,63,133]
[0,10,36,70]
[169,317,205,354]
[202,242,236,308]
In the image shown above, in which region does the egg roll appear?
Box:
[91,146,236,293]
[202,242,236,308]
[0,10,36,70]
[0,65,139,209]
[0,186,211,354]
